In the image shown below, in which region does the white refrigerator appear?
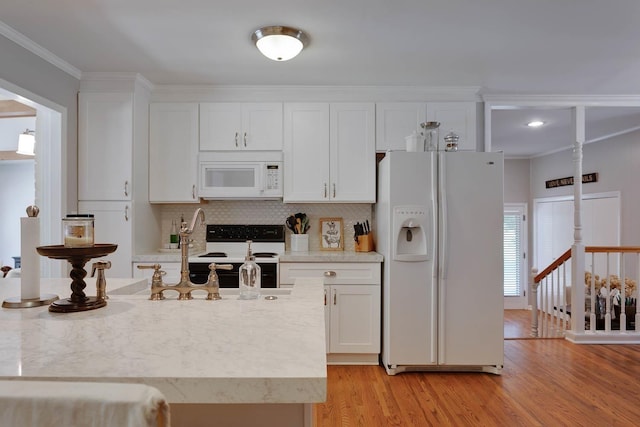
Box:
[376,150,504,375]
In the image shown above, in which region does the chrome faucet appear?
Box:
[137,208,234,300]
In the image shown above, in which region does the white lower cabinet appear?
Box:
[78,201,132,278]
[280,262,381,365]
[133,262,181,285]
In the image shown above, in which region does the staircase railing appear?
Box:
[531,246,640,338]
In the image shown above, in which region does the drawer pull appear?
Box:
[324,271,336,277]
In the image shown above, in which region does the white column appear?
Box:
[571,106,586,334]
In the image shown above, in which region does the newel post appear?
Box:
[571,106,586,334]
[530,268,539,337]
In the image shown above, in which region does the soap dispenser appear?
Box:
[239,240,261,300]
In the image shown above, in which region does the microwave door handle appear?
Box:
[259,163,265,194]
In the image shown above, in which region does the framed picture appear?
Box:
[319,217,344,251]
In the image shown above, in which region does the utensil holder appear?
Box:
[290,234,309,252]
[355,234,374,252]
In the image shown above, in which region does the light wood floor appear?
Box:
[314,310,640,426]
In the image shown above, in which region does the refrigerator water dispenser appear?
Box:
[392,206,429,261]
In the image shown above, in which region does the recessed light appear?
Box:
[527,120,545,128]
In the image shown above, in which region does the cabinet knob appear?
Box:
[235,132,239,147]
[243,132,247,147]
[192,184,196,199]
[333,183,336,198]
[324,183,328,198]
[124,180,129,197]
[324,271,336,277]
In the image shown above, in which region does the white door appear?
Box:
[199,103,242,150]
[78,92,133,200]
[534,192,621,284]
[329,285,380,353]
[438,152,504,367]
[149,103,199,203]
[504,204,528,309]
[375,102,426,151]
[283,103,330,202]
[242,103,283,150]
[330,103,376,202]
[78,201,132,278]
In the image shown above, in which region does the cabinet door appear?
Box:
[427,102,477,151]
[78,92,133,200]
[242,103,283,150]
[329,285,381,353]
[199,103,243,150]
[283,103,330,202]
[78,201,132,278]
[330,103,376,202]
[375,102,426,151]
[149,103,199,203]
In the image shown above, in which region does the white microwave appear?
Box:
[198,152,283,199]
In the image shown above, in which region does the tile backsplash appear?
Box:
[160,201,374,252]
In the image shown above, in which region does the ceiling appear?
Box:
[1,0,640,157]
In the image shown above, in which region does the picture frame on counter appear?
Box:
[319,217,344,251]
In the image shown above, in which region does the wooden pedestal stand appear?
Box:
[36,244,117,313]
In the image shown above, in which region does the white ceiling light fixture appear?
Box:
[17,129,35,156]
[251,26,309,61]
[527,120,545,128]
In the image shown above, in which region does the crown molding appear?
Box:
[151,85,482,103]
[483,93,640,107]
[0,20,82,80]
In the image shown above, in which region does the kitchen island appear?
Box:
[0,277,327,426]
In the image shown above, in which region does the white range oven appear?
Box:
[187,224,285,288]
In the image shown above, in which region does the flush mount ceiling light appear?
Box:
[251,26,309,61]
[16,129,35,156]
[527,120,545,128]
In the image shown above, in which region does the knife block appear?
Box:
[355,234,374,252]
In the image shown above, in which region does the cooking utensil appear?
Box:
[286,215,298,233]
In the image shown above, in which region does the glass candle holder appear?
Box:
[63,214,95,247]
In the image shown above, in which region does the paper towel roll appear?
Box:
[21,217,40,300]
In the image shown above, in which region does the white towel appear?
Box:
[0,380,169,427]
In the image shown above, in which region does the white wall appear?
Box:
[504,159,530,204]
[0,117,35,150]
[0,161,35,267]
[530,129,640,246]
[0,33,80,211]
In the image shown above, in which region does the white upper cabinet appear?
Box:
[199,102,283,151]
[375,101,478,152]
[375,102,426,152]
[78,92,133,200]
[284,103,375,203]
[428,101,478,151]
[149,103,199,203]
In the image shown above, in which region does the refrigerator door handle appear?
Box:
[439,153,448,281]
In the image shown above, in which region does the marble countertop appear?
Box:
[134,250,383,263]
[0,277,327,405]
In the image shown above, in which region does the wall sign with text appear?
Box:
[545,172,598,189]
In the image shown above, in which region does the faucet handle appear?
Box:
[205,263,233,301]
[91,260,112,277]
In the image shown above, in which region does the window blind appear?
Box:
[504,213,522,297]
